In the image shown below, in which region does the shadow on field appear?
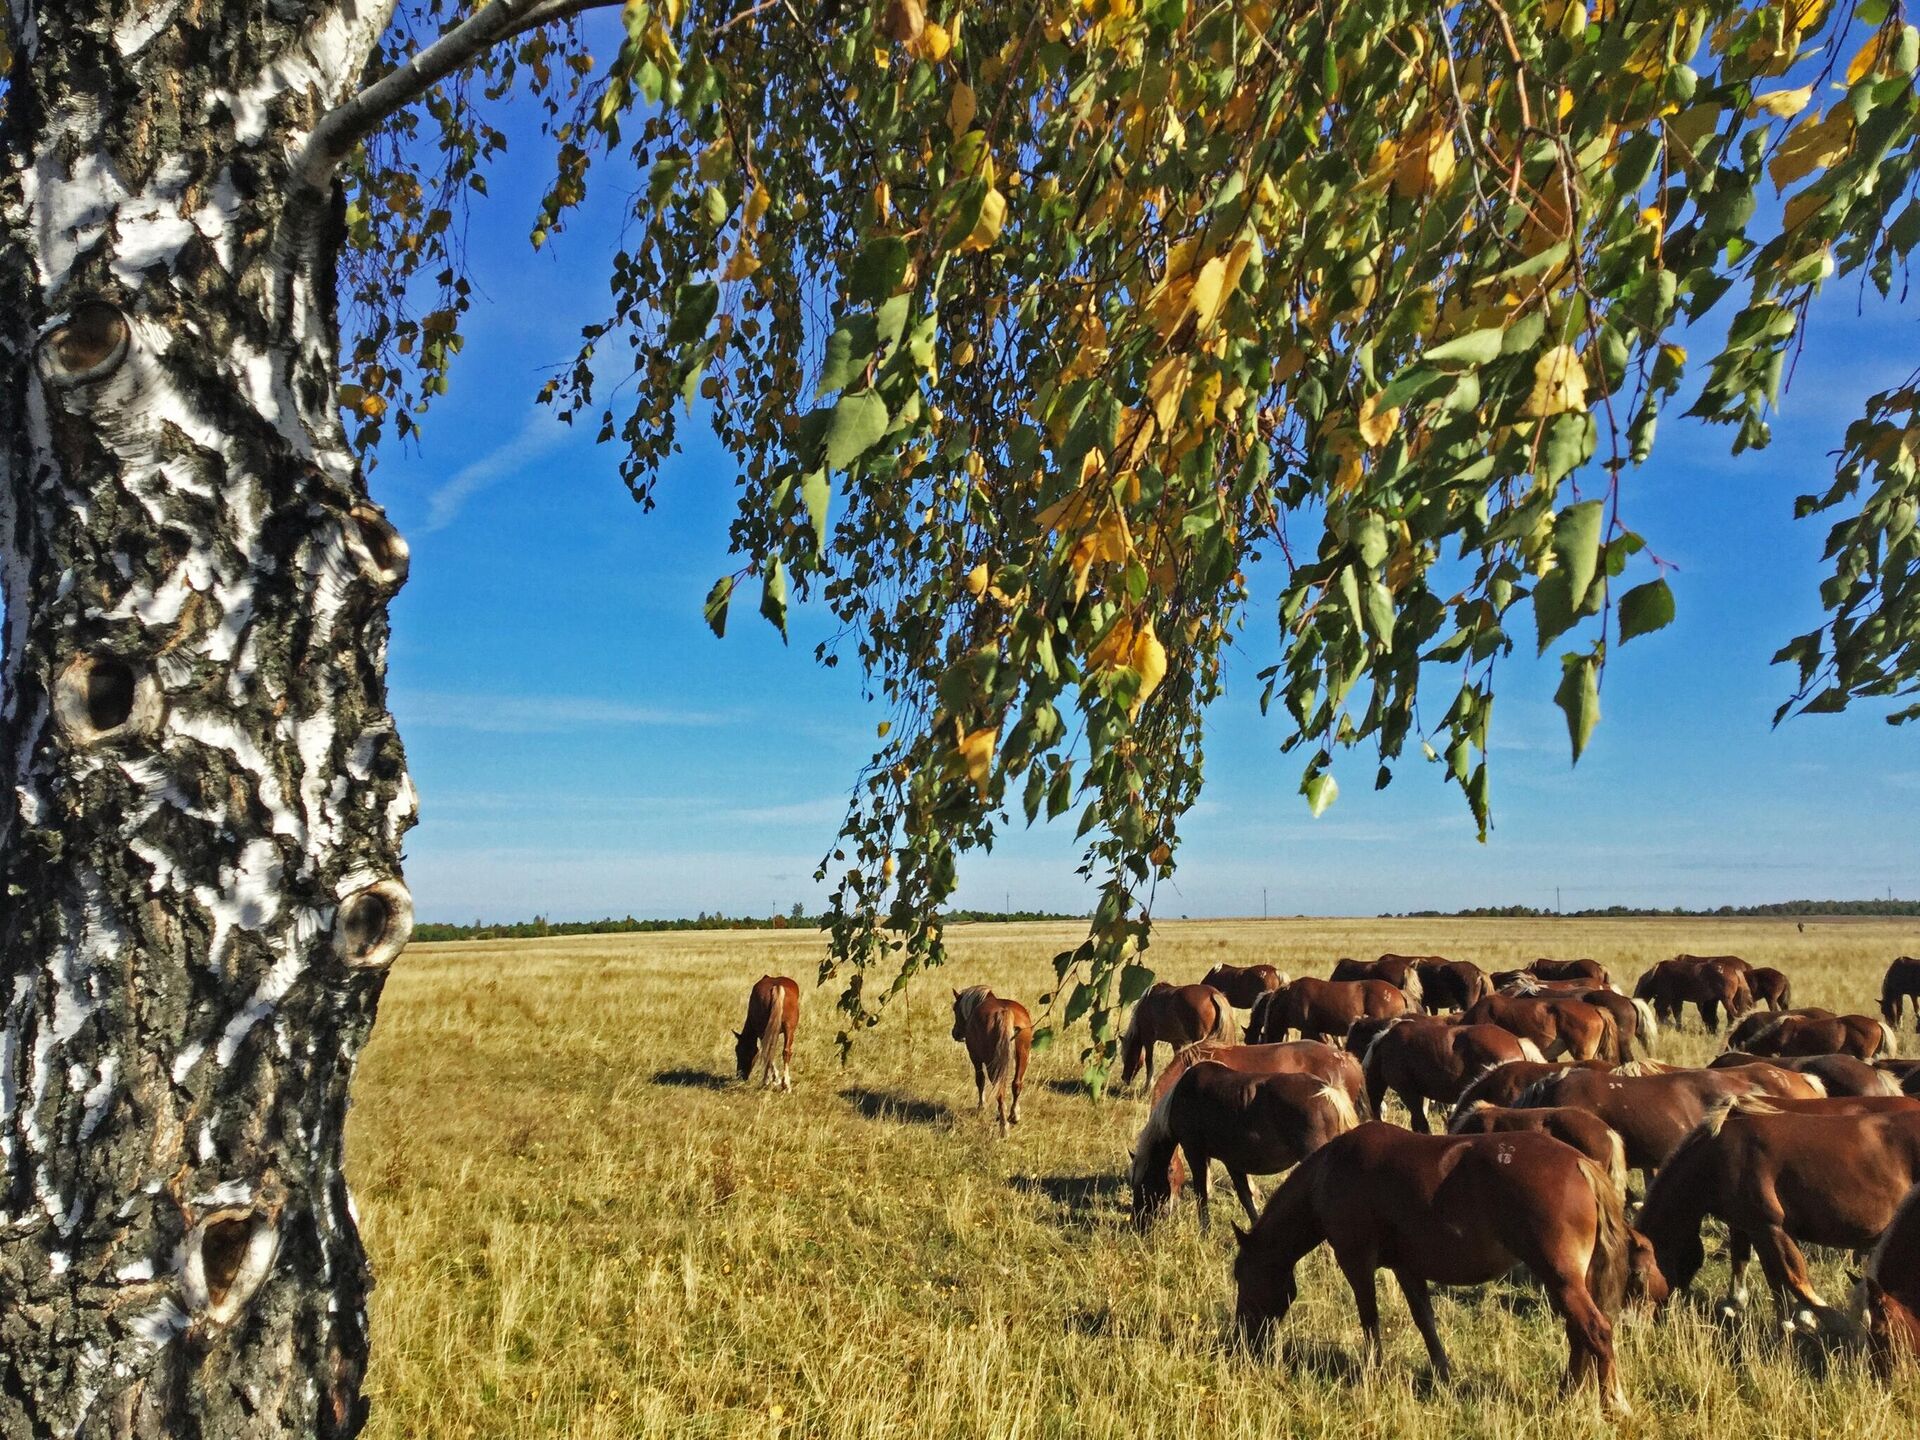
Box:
[651,1068,733,1090]
[1008,1172,1126,1227]
[1041,1078,1103,1098]
[841,1087,953,1127]
[1274,1339,1366,1384]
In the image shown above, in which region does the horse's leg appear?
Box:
[1751,1222,1843,1333]
[1338,1252,1384,1362]
[995,1072,1010,1138]
[1229,1168,1259,1225]
[1188,1147,1213,1234]
[1545,1278,1625,1414]
[1719,1230,1753,1319]
[781,1023,794,1090]
[1405,1090,1431,1134]
[1393,1270,1452,1382]
[973,1059,987,1111]
[1009,1031,1028,1126]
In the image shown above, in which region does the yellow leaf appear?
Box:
[1769,108,1854,191]
[1129,624,1167,716]
[742,184,771,228]
[1089,617,1136,668]
[1146,354,1191,431]
[1847,32,1893,86]
[956,725,997,797]
[882,0,924,44]
[1191,241,1254,335]
[966,563,990,597]
[948,81,978,136]
[959,188,1007,251]
[1357,392,1401,449]
[1392,128,1456,199]
[916,19,952,62]
[1522,344,1588,418]
[721,240,761,281]
[1749,83,1813,119]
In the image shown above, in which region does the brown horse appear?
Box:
[1502,977,1657,1059]
[1527,957,1613,988]
[1633,955,1752,1030]
[1449,1058,1607,1116]
[1330,956,1424,1007]
[1201,962,1286,1009]
[1356,1016,1543,1131]
[1710,1049,1904,1098]
[1130,1063,1361,1230]
[1638,1098,1920,1332]
[1732,1009,1898,1062]
[1231,1123,1632,1413]
[1447,1102,1629,1200]
[1513,1063,1825,1178]
[1411,955,1491,1012]
[1120,983,1238,1088]
[1258,978,1408,1045]
[1726,1005,1834,1050]
[1463,992,1619,1063]
[1147,1039,1368,1196]
[1748,966,1792,1012]
[1864,1182,1920,1371]
[735,974,800,1089]
[951,986,1032,1136]
[1882,957,1920,1032]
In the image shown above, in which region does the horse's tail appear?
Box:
[1516,1036,1548,1065]
[1206,988,1240,1045]
[1578,1153,1631,1316]
[1880,1020,1901,1060]
[1631,997,1659,1052]
[988,1008,1018,1088]
[1400,966,1424,1010]
[1601,1125,1630,1205]
[755,978,783,1074]
[1598,1010,1625,1065]
[1316,1080,1362,1139]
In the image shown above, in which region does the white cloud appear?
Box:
[419,408,572,534]
[398,691,734,732]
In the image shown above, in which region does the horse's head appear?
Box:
[733,1028,756,1080]
[1637,1189,1706,1296]
[950,989,967,1042]
[1625,1227,1671,1309]
[1201,965,1227,989]
[1885,992,1905,1025]
[1230,1223,1296,1348]
[1128,1150,1173,1230]
[1863,1278,1920,1375]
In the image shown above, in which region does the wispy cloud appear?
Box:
[399,691,734,733]
[421,408,572,533]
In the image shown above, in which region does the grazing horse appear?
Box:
[1330,956,1424,1007]
[1883,957,1920,1032]
[1732,1009,1898,1062]
[1231,1123,1633,1413]
[1120,983,1238,1088]
[1147,1039,1368,1196]
[1356,1016,1542,1131]
[1527,957,1613,988]
[1502,977,1657,1059]
[1513,1063,1825,1178]
[1449,1058,1607,1117]
[1710,1050,1904,1098]
[1726,1005,1834,1051]
[1258,978,1408,1045]
[1633,955,1752,1030]
[1637,1099,1920,1333]
[1201,962,1286,1009]
[1463,993,1619,1063]
[1130,1063,1361,1230]
[1748,966,1793,1012]
[1411,956,1491,1013]
[1447,1102,1629,1200]
[950,987,1032,1136]
[1864,1182,1920,1372]
[735,975,800,1089]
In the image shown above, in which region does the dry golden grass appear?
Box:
[349,917,1920,1438]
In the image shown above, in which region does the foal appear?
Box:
[735,975,800,1089]
[951,987,1033,1136]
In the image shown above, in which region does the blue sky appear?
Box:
[372,63,1920,923]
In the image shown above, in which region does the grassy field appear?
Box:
[348,917,1920,1438]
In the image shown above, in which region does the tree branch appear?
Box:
[295,0,622,191]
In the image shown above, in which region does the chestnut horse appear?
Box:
[1501,977,1657,1059]
[735,974,800,1089]
[1257,978,1408,1045]
[1726,1005,1833,1050]
[1202,962,1286,1009]
[1146,1039,1367,1196]
[1463,992,1619,1063]
[1130,1063,1360,1230]
[1513,1063,1824,1178]
[1864,1182,1920,1371]
[1633,955,1752,1030]
[1447,1102,1629,1200]
[1882,957,1920,1032]
[1231,1123,1633,1413]
[1527,957,1613,988]
[1638,1098,1920,1333]
[1748,966,1793,1012]
[1710,1049,1904,1098]
[1121,983,1238,1088]
[1355,1016,1543,1131]
[1732,1009,1898,1062]
[1411,956,1491,1012]
[950,986,1032,1136]
[1329,956,1424,1007]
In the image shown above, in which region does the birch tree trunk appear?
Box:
[0,3,416,1433]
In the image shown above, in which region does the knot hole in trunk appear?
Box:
[53,654,163,747]
[183,1207,279,1326]
[333,879,413,970]
[346,504,409,591]
[37,301,131,387]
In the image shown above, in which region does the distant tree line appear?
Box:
[411,907,1082,943]
[1399,899,1920,919]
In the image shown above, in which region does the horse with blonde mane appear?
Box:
[734,975,800,1089]
[1120,983,1238,1088]
[1130,1061,1360,1231]
[950,987,1033,1136]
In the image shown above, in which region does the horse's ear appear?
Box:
[952,988,960,999]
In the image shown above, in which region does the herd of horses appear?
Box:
[733,951,1920,1411]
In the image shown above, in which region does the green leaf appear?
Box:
[1617,578,1675,643]
[702,575,733,639]
[1423,327,1505,369]
[815,317,877,398]
[759,557,789,637]
[1302,771,1339,817]
[825,390,890,469]
[666,281,719,347]
[1118,961,1156,1008]
[1553,499,1606,606]
[801,469,830,555]
[1554,652,1601,762]
[848,237,912,305]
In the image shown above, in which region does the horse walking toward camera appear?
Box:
[1232,1123,1633,1414]
[735,975,800,1090]
[1130,1062,1360,1231]
[1120,983,1238,1088]
[951,987,1033,1136]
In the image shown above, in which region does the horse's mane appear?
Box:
[953,986,992,1029]
[1129,1060,1193,1192]
[1612,1059,1679,1078]
[1316,1080,1361,1136]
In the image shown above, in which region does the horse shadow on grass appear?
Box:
[1008,1172,1127,1229]
[840,1087,954,1128]
[651,1068,733,1090]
